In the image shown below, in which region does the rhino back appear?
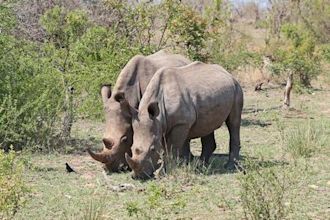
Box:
[179,63,237,138]
[139,62,239,138]
[112,52,191,108]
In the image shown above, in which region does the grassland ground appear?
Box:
[13,83,330,220]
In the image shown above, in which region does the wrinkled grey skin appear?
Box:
[88,51,216,172]
[125,62,243,179]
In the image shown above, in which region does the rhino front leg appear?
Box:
[200,132,216,164]
[166,125,190,161]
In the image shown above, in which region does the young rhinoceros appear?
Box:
[88,51,216,172]
[125,61,243,179]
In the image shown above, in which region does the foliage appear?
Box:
[0,26,62,150]
[0,149,28,218]
[269,24,321,89]
[320,43,330,62]
[206,0,262,71]
[165,0,208,61]
[238,159,307,220]
[293,0,330,43]
[0,4,16,34]
[72,26,141,119]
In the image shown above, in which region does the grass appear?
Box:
[7,84,330,220]
[284,121,327,159]
[237,158,309,220]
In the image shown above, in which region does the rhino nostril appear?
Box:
[103,138,114,149]
[135,148,142,155]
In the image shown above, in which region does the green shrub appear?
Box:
[0,33,63,151]
[0,149,28,218]
[269,24,322,88]
[166,0,208,61]
[238,159,306,220]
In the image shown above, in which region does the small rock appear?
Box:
[327,180,330,186]
[110,183,135,192]
[308,184,319,189]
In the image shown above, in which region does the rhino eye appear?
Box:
[150,145,155,152]
[120,135,128,143]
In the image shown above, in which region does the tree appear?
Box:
[0,4,63,150]
[40,6,89,140]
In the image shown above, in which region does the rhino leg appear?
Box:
[166,125,190,161]
[224,109,242,170]
[200,132,216,164]
[181,139,194,162]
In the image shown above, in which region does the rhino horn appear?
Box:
[125,153,138,169]
[87,148,111,163]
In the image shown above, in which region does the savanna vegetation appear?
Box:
[0,0,329,219]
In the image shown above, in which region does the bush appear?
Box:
[0,33,62,151]
[269,24,322,88]
[166,0,208,61]
[238,159,306,220]
[0,149,28,218]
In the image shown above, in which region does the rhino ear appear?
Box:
[148,102,159,119]
[101,84,112,106]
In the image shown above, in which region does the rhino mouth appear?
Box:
[88,148,131,172]
[125,153,161,179]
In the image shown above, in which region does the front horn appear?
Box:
[87,148,111,163]
[125,153,138,170]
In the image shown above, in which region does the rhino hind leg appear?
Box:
[224,107,242,170]
[180,139,194,162]
[200,132,216,164]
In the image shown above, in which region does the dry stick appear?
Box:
[283,72,293,109]
[157,14,170,50]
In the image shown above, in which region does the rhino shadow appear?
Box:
[243,106,280,114]
[205,153,289,175]
[241,118,272,127]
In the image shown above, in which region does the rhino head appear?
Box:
[88,86,133,172]
[125,102,163,179]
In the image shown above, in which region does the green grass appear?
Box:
[9,85,330,220]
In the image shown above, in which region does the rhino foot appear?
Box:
[224,161,238,171]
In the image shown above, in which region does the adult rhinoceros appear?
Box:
[124,61,244,179]
[88,51,216,172]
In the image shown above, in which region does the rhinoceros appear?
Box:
[88,51,216,172]
[124,61,243,179]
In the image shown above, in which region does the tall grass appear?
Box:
[237,159,307,220]
[285,121,327,159]
[65,199,106,220]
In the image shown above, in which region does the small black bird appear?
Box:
[65,163,76,173]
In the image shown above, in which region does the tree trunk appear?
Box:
[283,72,293,109]
[61,85,74,140]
